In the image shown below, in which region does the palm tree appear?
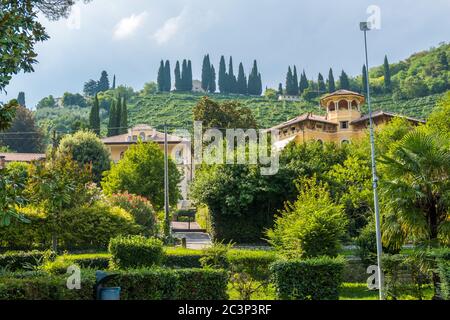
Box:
[380,129,450,249]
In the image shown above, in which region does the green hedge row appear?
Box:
[0,268,228,300]
[270,256,345,300]
[0,251,50,271]
[109,236,164,269]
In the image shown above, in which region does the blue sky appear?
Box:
[2,0,450,108]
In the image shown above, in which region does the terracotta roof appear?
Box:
[0,153,46,162]
[321,89,364,99]
[269,113,338,130]
[350,110,426,124]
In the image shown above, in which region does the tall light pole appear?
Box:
[163,123,171,239]
[360,21,384,300]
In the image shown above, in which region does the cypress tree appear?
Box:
[17,92,26,107]
[112,75,116,90]
[120,97,128,134]
[115,95,122,136]
[157,60,165,92]
[209,65,216,93]
[278,83,283,95]
[107,100,116,137]
[293,66,299,95]
[218,55,227,94]
[181,59,188,91]
[299,71,309,94]
[248,60,261,95]
[339,70,350,90]
[98,71,110,92]
[89,94,100,135]
[362,64,368,94]
[201,54,211,91]
[174,61,181,91]
[237,62,247,95]
[383,55,391,92]
[187,60,193,92]
[285,66,293,95]
[318,73,326,93]
[256,72,262,96]
[164,60,171,92]
[228,57,237,94]
[328,68,336,93]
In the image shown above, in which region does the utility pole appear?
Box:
[360,21,384,300]
[163,124,170,239]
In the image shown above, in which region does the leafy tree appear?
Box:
[362,64,368,94]
[140,82,158,96]
[157,60,165,92]
[218,55,228,94]
[17,92,26,107]
[174,61,181,91]
[89,94,100,135]
[62,92,87,108]
[201,54,212,91]
[193,96,258,129]
[57,130,111,183]
[237,62,247,95]
[0,165,29,227]
[36,95,57,109]
[97,70,110,92]
[83,79,99,96]
[384,55,392,93]
[267,177,347,259]
[328,68,336,93]
[209,65,216,93]
[318,73,326,93]
[339,70,350,90]
[164,60,171,91]
[102,141,181,210]
[0,104,44,153]
[380,129,450,249]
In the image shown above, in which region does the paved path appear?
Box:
[172,232,212,250]
[171,221,204,231]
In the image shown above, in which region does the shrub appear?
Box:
[109,192,158,236]
[109,235,164,269]
[42,253,110,275]
[199,242,232,269]
[0,251,51,271]
[228,249,277,281]
[438,260,450,300]
[267,178,347,259]
[164,248,203,268]
[270,256,345,300]
[175,269,228,300]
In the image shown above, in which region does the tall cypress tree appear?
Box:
[293,66,299,95]
[362,64,368,94]
[299,71,309,94]
[256,72,262,96]
[89,94,100,135]
[120,97,128,134]
[285,66,293,95]
[164,60,171,92]
[201,54,211,91]
[248,60,261,95]
[157,60,165,92]
[228,57,237,94]
[180,59,188,91]
[17,92,26,107]
[318,73,326,93]
[187,60,193,92]
[218,55,227,94]
[98,71,110,92]
[209,65,216,93]
[237,62,247,95]
[115,95,122,136]
[107,100,116,137]
[383,55,391,93]
[112,75,116,90]
[339,70,350,90]
[174,61,181,91]
[328,68,336,93]
[278,83,283,95]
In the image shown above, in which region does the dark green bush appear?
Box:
[164,248,203,268]
[228,249,277,281]
[270,256,345,300]
[199,242,232,269]
[438,261,450,300]
[42,253,110,275]
[175,269,228,300]
[0,251,51,271]
[109,235,164,269]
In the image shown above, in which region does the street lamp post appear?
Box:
[360,21,384,300]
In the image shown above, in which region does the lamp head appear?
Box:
[360,21,372,31]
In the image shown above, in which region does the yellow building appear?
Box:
[271,90,424,149]
[101,124,192,204]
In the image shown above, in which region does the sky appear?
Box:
[1,0,450,108]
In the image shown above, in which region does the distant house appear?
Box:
[270,90,425,150]
[278,95,301,102]
[192,80,205,93]
[101,124,192,202]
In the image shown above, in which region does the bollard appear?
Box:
[182,237,187,248]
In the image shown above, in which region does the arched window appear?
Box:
[328,102,335,111]
[139,132,146,141]
[338,100,349,110]
[351,100,358,110]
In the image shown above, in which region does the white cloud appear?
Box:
[114,12,147,40]
[152,12,184,45]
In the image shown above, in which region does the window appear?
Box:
[139,132,146,141]
[340,121,349,129]
[291,126,296,132]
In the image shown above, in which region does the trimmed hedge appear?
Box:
[0,268,228,300]
[0,251,50,271]
[228,249,277,281]
[270,256,345,300]
[109,236,164,269]
[164,248,203,268]
[42,253,110,275]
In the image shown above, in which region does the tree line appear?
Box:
[157,55,263,96]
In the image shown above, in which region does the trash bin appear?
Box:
[94,271,121,300]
